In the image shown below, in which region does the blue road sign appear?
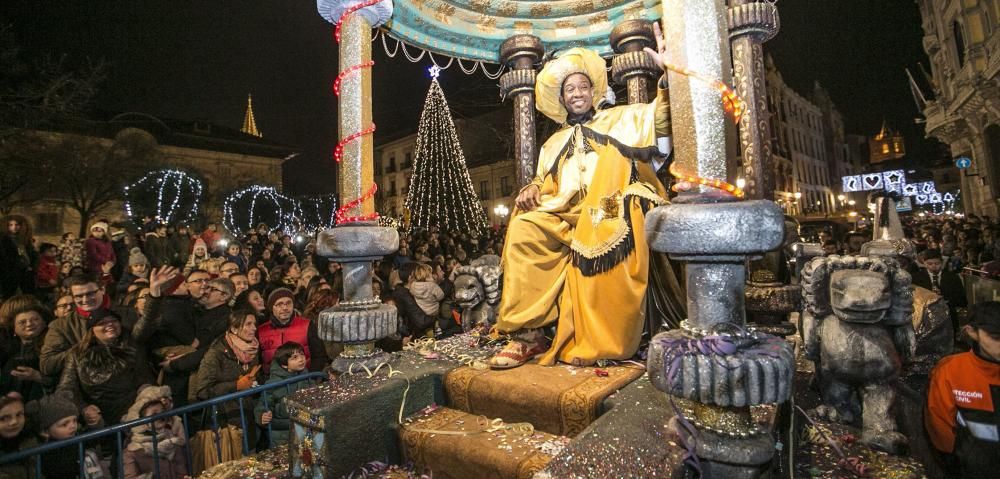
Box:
[956,157,972,169]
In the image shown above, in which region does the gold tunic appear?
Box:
[496,90,671,365]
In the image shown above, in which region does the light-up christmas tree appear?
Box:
[123,169,203,226]
[405,66,489,234]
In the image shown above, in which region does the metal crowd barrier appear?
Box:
[0,371,326,479]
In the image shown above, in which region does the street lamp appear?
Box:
[837,194,845,202]
[848,200,856,206]
[494,204,509,225]
[736,177,746,190]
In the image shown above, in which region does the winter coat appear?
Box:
[253,361,315,445]
[168,234,192,265]
[56,329,154,425]
[408,281,444,316]
[392,287,437,338]
[84,237,115,277]
[34,255,58,290]
[224,253,248,273]
[0,336,51,402]
[0,432,39,479]
[0,233,36,298]
[40,441,108,479]
[142,295,199,405]
[143,233,171,268]
[256,315,311,374]
[39,301,128,378]
[192,336,260,427]
[122,418,189,479]
[58,239,85,268]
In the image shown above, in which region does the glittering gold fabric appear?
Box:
[496,91,669,366]
[444,363,645,436]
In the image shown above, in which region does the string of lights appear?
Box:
[404,67,490,234]
[123,169,203,225]
[223,185,293,235]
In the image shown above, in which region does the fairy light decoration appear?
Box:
[123,169,203,225]
[223,185,293,235]
[404,66,490,234]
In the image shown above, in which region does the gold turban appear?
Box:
[535,47,608,124]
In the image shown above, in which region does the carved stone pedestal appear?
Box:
[315,222,399,373]
[645,197,792,478]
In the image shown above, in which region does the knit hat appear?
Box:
[36,392,79,432]
[85,308,121,330]
[128,247,149,266]
[192,238,208,254]
[123,385,172,423]
[267,288,295,313]
[90,221,109,232]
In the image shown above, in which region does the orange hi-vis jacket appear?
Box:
[926,350,1000,477]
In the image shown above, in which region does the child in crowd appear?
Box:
[117,248,150,298]
[926,301,1000,477]
[254,341,311,446]
[36,392,108,479]
[34,243,60,302]
[184,238,210,275]
[0,394,37,479]
[407,263,444,319]
[122,385,188,479]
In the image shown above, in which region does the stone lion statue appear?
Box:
[452,255,502,332]
[801,255,915,454]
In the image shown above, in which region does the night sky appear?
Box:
[4,1,934,195]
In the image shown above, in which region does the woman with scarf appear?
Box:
[122,385,189,479]
[193,308,261,445]
[55,308,153,426]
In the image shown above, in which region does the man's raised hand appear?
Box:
[149,266,181,297]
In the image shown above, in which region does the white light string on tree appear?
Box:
[223,185,294,235]
[405,66,490,234]
[123,169,203,225]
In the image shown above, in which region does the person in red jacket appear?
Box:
[926,301,1000,478]
[84,221,116,283]
[256,288,311,375]
[34,243,60,301]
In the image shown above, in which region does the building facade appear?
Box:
[374,110,517,226]
[7,112,294,243]
[765,56,860,217]
[915,0,1000,217]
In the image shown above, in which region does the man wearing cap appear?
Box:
[489,27,674,368]
[256,288,327,374]
[926,301,1000,477]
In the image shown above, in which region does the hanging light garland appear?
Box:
[404,67,490,234]
[123,169,204,225]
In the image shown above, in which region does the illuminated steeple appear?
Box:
[241,94,262,138]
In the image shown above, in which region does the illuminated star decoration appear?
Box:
[428,64,442,79]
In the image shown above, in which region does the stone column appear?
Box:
[610,20,660,104]
[729,0,779,200]
[315,3,397,373]
[644,1,793,477]
[498,35,543,188]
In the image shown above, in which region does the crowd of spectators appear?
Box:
[0,213,507,478]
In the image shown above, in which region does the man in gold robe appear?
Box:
[489,37,674,369]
